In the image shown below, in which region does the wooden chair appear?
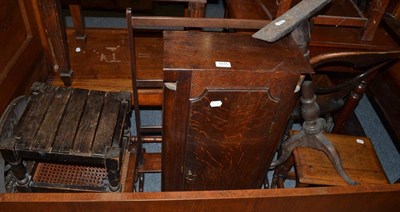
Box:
[312,0,390,41]
[226,0,390,41]
[277,50,400,142]
[296,0,390,41]
[68,0,207,51]
[309,50,400,133]
[0,82,131,192]
[126,10,277,191]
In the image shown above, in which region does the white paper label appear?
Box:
[210,100,223,107]
[275,20,286,26]
[356,139,365,144]
[215,61,231,68]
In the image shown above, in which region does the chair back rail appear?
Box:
[309,50,400,132]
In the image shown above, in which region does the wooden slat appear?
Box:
[138,152,161,173]
[313,15,368,27]
[123,149,138,192]
[362,0,390,41]
[15,85,56,150]
[140,125,162,133]
[91,93,121,155]
[32,87,72,151]
[252,0,331,42]
[131,135,162,143]
[111,101,129,148]
[52,89,88,153]
[2,184,400,210]
[131,16,269,29]
[72,90,105,154]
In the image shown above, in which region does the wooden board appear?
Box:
[72,90,105,154]
[32,87,71,151]
[15,85,56,150]
[294,134,389,186]
[51,28,163,106]
[1,184,400,211]
[52,89,89,153]
[184,89,279,190]
[92,93,121,155]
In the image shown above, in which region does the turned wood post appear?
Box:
[186,1,206,18]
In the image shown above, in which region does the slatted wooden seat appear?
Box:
[0,82,131,192]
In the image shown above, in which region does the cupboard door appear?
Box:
[183,89,281,190]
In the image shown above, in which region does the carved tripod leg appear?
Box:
[271,131,358,186]
[271,130,306,168]
[314,133,358,185]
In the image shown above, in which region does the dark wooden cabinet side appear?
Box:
[162,31,312,191]
[0,0,48,114]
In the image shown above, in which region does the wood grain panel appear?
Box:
[72,90,105,154]
[294,133,389,186]
[184,89,279,190]
[52,89,88,153]
[0,0,31,83]
[92,93,121,155]
[15,85,56,150]
[32,87,71,151]
[0,0,46,114]
[1,184,400,211]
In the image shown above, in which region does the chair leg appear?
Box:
[0,138,30,192]
[138,172,145,192]
[361,0,390,41]
[105,147,122,192]
[271,155,295,188]
[186,2,205,18]
[69,4,87,50]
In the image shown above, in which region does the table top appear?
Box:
[294,133,389,186]
[163,31,313,74]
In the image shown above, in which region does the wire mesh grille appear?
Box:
[33,163,108,187]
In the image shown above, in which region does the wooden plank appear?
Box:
[52,89,88,153]
[1,184,400,211]
[32,87,72,151]
[252,0,331,42]
[138,152,161,173]
[91,93,120,155]
[130,16,269,29]
[313,15,367,27]
[123,149,137,192]
[111,101,129,148]
[50,29,162,106]
[15,85,56,150]
[362,0,390,41]
[72,90,105,154]
[294,134,389,186]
